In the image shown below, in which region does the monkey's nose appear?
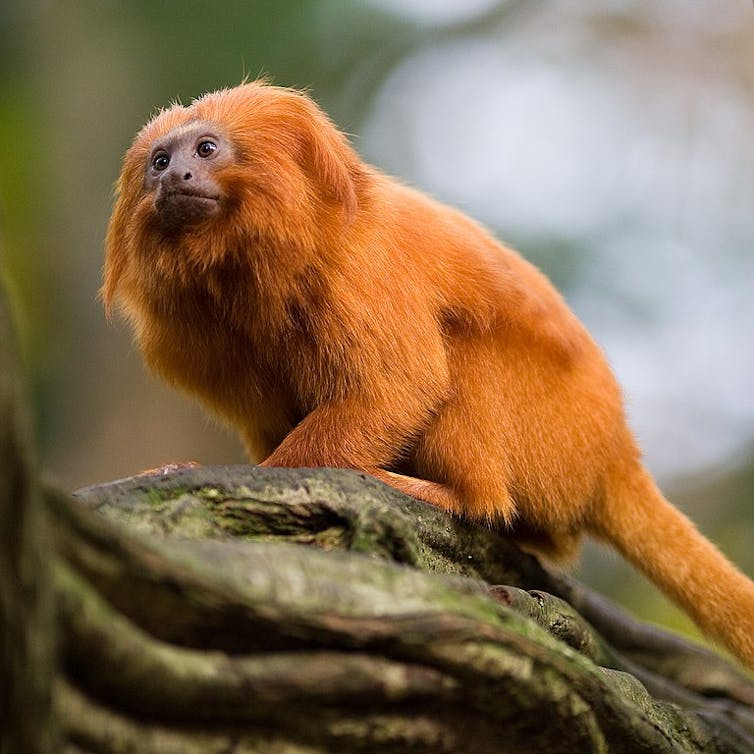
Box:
[183,172,192,180]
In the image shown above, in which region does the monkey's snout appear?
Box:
[160,164,197,190]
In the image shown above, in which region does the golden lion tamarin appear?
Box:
[104,81,754,669]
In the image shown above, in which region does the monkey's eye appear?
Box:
[152,152,170,171]
[197,140,218,158]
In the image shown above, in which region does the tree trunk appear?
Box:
[0,281,56,754]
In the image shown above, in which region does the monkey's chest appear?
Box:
[142,314,306,430]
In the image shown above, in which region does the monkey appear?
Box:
[104,81,754,670]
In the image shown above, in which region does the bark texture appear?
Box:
[50,465,754,754]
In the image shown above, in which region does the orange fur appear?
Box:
[104,81,754,669]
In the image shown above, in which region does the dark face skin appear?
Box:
[145,122,232,234]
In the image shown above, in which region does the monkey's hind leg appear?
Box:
[370,467,518,530]
[369,469,467,516]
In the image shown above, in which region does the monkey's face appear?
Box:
[144,122,233,236]
[105,83,361,309]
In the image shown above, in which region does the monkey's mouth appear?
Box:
[155,190,221,231]
[159,189,220,204]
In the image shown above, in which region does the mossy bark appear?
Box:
[49,465,754,753]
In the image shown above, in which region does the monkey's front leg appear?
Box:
[259,398,465,515]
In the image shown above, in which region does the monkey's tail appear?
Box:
[594,461,754,670]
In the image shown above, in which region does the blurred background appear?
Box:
[1,0,752,641]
